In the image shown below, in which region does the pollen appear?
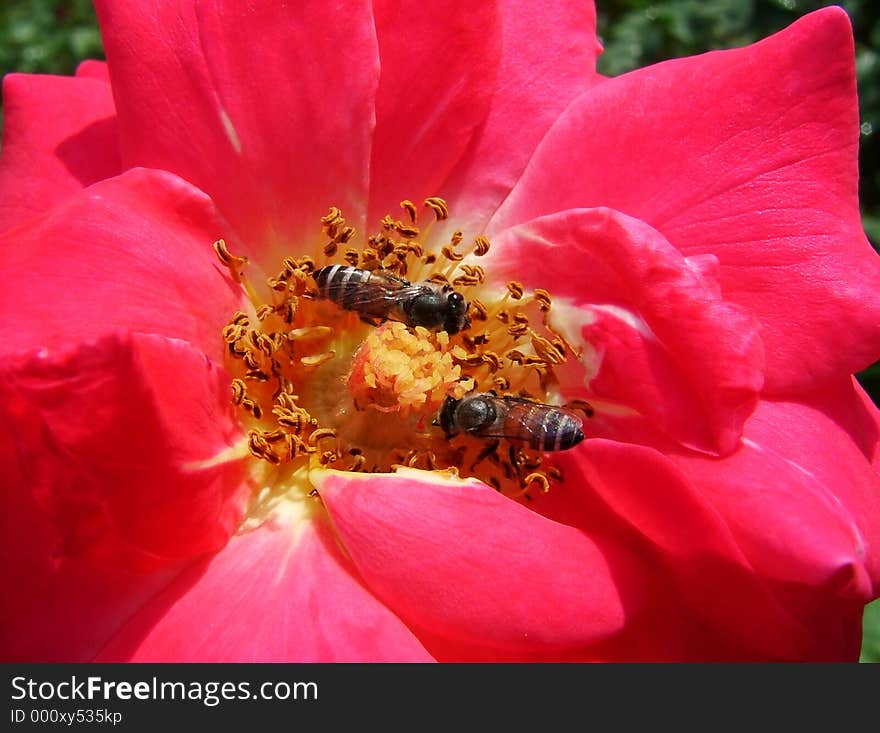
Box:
[348,322,474,413]
[216,197,588,507]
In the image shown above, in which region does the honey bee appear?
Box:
[313,265,470,334]
[438,393,586,451]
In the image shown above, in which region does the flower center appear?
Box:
[216,198,587,508]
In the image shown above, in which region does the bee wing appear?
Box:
[477,397,582,443]
[342,279,427,310]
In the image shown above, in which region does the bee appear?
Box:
[438,392,585,451]
[312,265,470,334]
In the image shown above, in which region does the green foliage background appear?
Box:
[0,0,878,662]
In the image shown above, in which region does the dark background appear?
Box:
[0,0,877,661]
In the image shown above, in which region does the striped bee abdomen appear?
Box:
[314,265,379,311]
[532,407,585,452]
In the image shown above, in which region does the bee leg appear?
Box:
[508,444,521,477]
[565,399,595,418]
[358,315,385,328]
[470,439,500,470]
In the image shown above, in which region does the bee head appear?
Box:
[444,291,470,334]
[437,396,461,436]
[456,394,496,433]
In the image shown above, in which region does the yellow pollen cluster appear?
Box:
[348,322,474,413]
[216,197,584,501]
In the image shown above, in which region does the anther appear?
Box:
[400,199,418,224]
[441,245,464,262]
[296,256,316,274]
[321,207,343,225]
[396,224,420,239]
[242,352,261,370]
[533,289,552,312]
[423,197,449,220]
[470,299,489,321]
[248,431,281,464]
[319,451,338,466]
[300,352,336,367]
[506,281,525,300]
[287,326,333,341]
[481,352,503,371]
[231,379,247,405]
[349,454,367,471]
[472,235,491,256]
[565,399,595,418]
[280,301,297,324]
[213,239,248,277]
[546,466,563,482]
[523,472,551,493]
[222,324,244,343]
[285,434,305,460]
[308,428,338,447]
[256,304,274,321]
[531,333,566,365]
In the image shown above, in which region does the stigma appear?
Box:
[348,323,474,413]
[216,198,586,502]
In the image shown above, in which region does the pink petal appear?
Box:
[0,73,120,232]
[366,1,501,225]
[490,8,878,392]
[441,0,604,232]
[0,440,184,662]
[76,60,111,81]
[2,332,247,563]
[94,0,379,262]
[489,208,763,454]
[671,381,880,601]
[854,380,880,472]
[540,441,820,659]
[0,333,247,661]
[0,167,244,364]
[316,467,639,654]
[96,515,434,662]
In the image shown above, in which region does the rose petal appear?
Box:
[670,381,880,600]
[489,8,878,392]
[0,167,245,363]
[0,332,247,565]
[94,0,379,261]
[0,73,120,232]
[0,437,184,661]
[854,380,880,472]
[546,441,820,659]
[76,60,111,82]
[316,466,640,653]
[0,333,248,661]
[366,1,500,224]
[440,0,604,233]
[96,513,434,662]
[489,208,764,454]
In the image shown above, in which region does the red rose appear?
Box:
[1,2,878,661]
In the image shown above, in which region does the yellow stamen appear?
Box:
[219,198,588,511]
